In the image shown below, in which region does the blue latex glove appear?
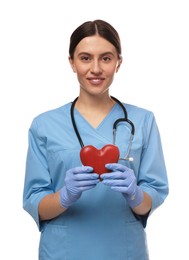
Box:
[101,163,144,208]
[60,166,99,208]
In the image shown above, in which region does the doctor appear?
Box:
[23,19,169,260]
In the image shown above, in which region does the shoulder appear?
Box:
[33,102,71,122]
[29,102,72,133]
[120,102,157,132]
[123,102,151,113]
[123,102,154,118]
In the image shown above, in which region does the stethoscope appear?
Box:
[70,96,135,161]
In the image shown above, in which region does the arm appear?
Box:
[38,191,66,221]
[101,163,152,216]
[39,166,100,221]
[23,119,100,227]
[101,113,168,222]
[131,191,152,215]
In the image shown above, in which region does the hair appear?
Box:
[69,19,122,60]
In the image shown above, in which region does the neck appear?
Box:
[75,94,115,112]
[74,94,116,128]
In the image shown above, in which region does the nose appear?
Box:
[90,60,102,74]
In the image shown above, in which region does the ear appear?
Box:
[116,58,123,73]
[68,56,76,73]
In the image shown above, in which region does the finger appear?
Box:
[80,184,98,192]
[74,166,94,174]
[101,171,124,180]
[105,163,128,172]
[75,173,99,181]
[102,179,126,186]
[111,186,130,193]
[76,179,100,188]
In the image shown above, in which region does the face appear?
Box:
[69,35,122,97]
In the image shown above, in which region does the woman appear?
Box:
[23,19,169,259]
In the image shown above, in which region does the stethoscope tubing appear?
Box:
[70,96,135,150]
[70,97,85,148]
[111,96,135,136]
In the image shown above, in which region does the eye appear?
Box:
[102,56,112,62]
[80,55,91,62]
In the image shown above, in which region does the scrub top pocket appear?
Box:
[39,224,68,260]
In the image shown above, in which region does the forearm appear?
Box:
[38,191,67,221]
[131,191,152,215]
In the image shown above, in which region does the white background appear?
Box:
[1,0,189,259]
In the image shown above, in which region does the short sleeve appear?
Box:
[23,119,53,230]
[136,113,169,226]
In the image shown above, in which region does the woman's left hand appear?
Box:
[101,163,144,208]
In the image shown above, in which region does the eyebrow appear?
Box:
[77,51,115,57]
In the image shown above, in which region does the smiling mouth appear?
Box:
[87,77,105,85]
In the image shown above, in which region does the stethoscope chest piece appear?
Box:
[80,144,120,175]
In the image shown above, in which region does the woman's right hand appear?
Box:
[60,166,100,208]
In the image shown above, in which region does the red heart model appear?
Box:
[80,144,120,175]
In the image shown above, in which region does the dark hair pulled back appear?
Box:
[69,19,122,59]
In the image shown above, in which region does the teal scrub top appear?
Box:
[23,101,169,260]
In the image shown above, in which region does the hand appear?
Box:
[101,163,144,208]
[60,166,99,208]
